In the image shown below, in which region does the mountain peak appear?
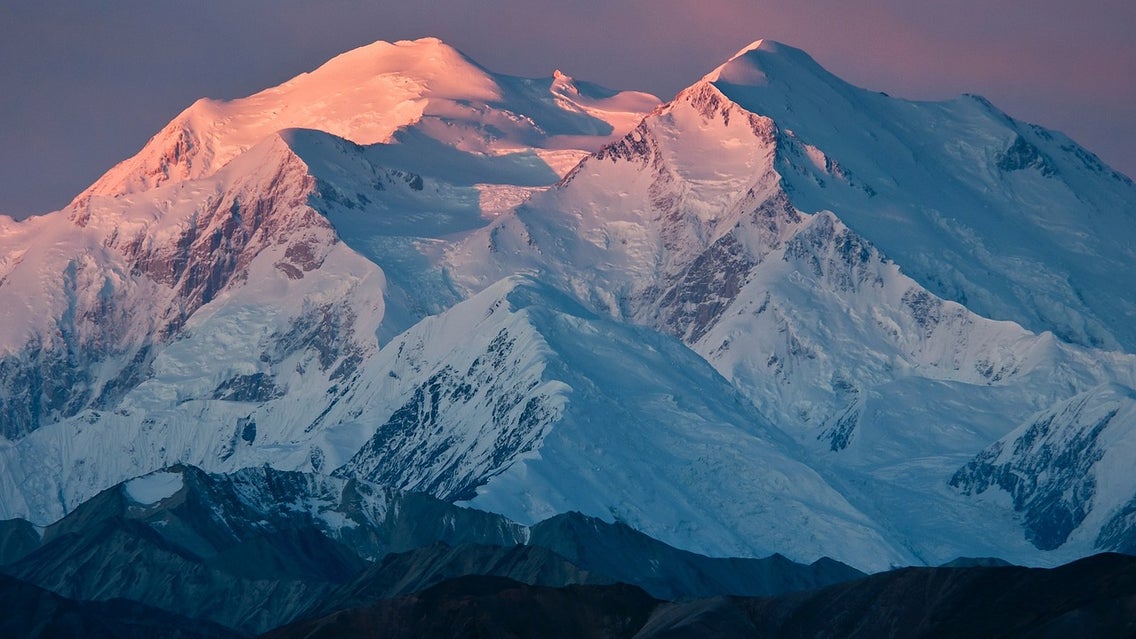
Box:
[731,38,773,57]
[702,39,822,87]
[295,36,492,92]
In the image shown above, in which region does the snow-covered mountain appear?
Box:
[77,37,659,202]
[700,41,1136,353]
[1,37,1134,572]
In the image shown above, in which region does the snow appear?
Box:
[124,470,184,505]
[0,36,1134,574]
[335,276,912,570]
[700,40,1136,353]
[76,37,660,203]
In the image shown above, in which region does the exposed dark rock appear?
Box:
[264,302,364,382]
[784,213,881,293]
[997,135,1057,176]
[1096,495,1136,554]
[820,401,860,451]
[213,373,282,403]
[336,328,555,502]
[951,395,1118,550]
[657,232,754,343]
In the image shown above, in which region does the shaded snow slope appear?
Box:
[330,276,910,570]
[953,385,1136,553]
[706,40,1136,352]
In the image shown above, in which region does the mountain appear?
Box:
[703,41,1136,353]
[304,511,867,618]
[77,37,659,201]
[0,39,659,525]
[0,518,39,565]
[952,384,1136,552]
[305,542,616,618]
[263,576,660,639]
[262,553,1136,639]
[331,275,911,569]
[0,573,242,639]
[1,465,525,633]
[637,552,1136,638]
[527,512,866,600]
[0,36,1134,574]
[437,41,1136,565]
[0,465,866,634]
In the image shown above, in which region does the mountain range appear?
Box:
[1,34,1134,602]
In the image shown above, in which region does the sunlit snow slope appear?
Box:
[77,37,659,201]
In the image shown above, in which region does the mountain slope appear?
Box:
[952,385,1136,552]
[0,573,242,639]
[436,52,1136,565]
[637,552,1136,639]
[306,542,615,618]
[706,40,1136,352]
[0,42,659,522]
[2,465,526,633]
[262,553,1136,639]
[78,37,659,201]
[331,275,910,570]
[0,132,389,522]
[528,512,866,600]
[265,576,660,639]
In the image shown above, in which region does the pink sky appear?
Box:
[2,0,1133,217]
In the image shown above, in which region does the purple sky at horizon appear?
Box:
[2,0,1133,217]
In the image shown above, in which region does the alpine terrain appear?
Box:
[1,37,1135,622]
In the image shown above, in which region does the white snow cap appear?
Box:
[699,39,818,87]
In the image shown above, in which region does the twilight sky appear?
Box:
[2,0,1134,217]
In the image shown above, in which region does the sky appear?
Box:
[2,0,1133,218]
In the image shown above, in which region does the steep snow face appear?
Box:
[331,276,912,571]
[705,40,1136,352]
[0,132,359,440]
[0,134,391,522]
[280,126,567,342]
[78,38,659,201]
[952,385,1136,554]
